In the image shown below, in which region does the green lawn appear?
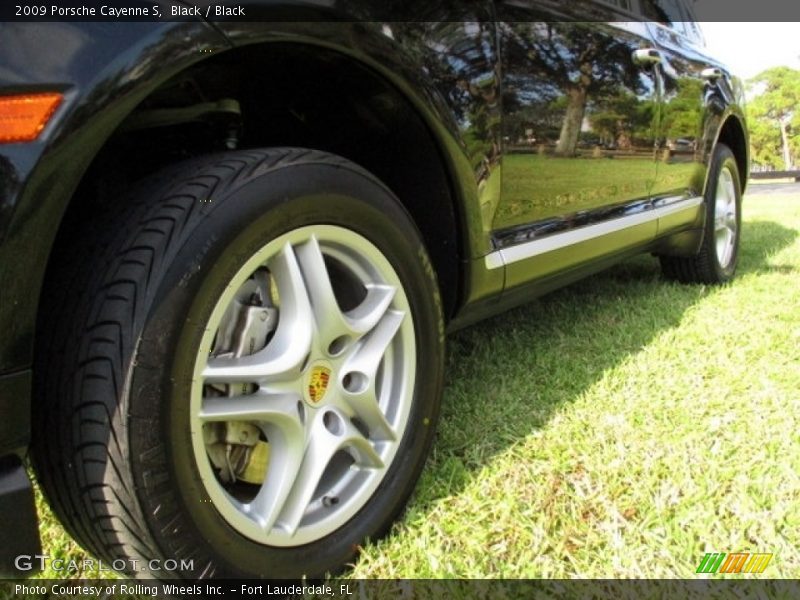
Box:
[31,192,800,580]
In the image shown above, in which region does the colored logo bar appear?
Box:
[696,553,772,574]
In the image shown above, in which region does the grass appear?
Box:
[30,192,800,581]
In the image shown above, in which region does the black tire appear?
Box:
[660,143,742,284]
[32,148,445,579]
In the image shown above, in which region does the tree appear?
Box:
[748,67,800,170]
[501,22,645,156]
[589,88,656,149]
[748,113,783,170]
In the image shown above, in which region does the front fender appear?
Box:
[0,19,228,373]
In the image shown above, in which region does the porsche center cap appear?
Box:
[306,363,332,405]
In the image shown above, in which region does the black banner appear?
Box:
[1,0,800,23]
[2,579,800,600]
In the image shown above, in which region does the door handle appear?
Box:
[632,48,663,66]
[701,67,723,81]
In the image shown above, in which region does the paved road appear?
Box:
[747,182,800,195]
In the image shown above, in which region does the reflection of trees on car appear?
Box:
[662,77,703,142]
[397,21,501,177]
[589,88,656,150]
[501,22,644,156]
[503,96,564,146]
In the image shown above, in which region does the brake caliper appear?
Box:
[203,273,278,485]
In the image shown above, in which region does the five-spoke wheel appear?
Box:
[192,226,416,546]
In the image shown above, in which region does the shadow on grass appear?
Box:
[738,220,799,276]
[409,219,797,511]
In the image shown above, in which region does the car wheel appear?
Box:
[659,143,742,284]
[32,148,444,578]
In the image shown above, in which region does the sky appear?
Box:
[698,22,800,81]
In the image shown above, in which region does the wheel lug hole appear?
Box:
[342,371,368,394]
[327,335,351,357]
[322,496,340,508]
[322,411,344,436]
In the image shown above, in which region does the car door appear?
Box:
[493,0,663,288]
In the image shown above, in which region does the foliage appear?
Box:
[589,88,657,148]
[748,67,800,169]
[748,113,784,170]
[662,77,704,141]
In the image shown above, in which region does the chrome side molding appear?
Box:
[485,196,703,270]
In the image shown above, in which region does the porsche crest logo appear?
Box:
[307,365,331,404]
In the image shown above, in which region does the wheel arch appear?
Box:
[711,113,749,194]
[43,40,472,329]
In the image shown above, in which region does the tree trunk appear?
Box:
[616,124,632,151]
[555,86,587,156]
[779,117,792,169]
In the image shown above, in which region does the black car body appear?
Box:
[0,0,747,577]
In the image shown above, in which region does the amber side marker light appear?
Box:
[0,93,63,143]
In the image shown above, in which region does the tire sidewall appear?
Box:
[128,160,444,578]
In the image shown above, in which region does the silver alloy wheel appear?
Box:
[714,165,738,268]
[190,225,416,547]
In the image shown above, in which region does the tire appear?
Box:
[32,148,445,579]
[659,143,742,284]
